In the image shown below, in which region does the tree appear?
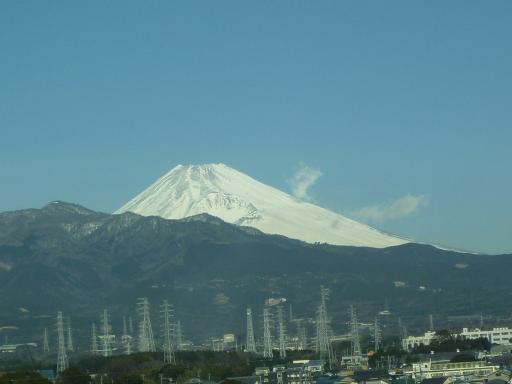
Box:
[117,374,143,384]
[57,366,90,384]
[0,371,51,384]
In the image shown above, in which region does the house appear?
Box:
[420,377,453,384]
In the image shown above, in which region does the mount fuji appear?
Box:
[115,163,409,248]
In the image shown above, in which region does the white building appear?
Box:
[402,331,437,351]
[460,327,512,345]
[407,361,498,380]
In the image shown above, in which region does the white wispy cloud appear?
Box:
[289,164,323,201]
[353,194,429,223]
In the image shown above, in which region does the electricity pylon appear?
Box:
[91,322,98,354]
[56,311,68,374]
[101,309,112,357]
[137,297,156,352]
[350,305,361,356]
[374,317,382,351]
[175,320,183,350]
[161,300,176,363]
[316,286,334,368]
[263,307,273,358]
[66,317,74,352]
[128,316,134,334]
[43,327,50,353]
[276,305,287,359]
[246,307,257,353]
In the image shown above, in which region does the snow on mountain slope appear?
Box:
[115,163,409,248]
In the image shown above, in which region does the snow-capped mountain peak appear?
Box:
[115,163,409,248]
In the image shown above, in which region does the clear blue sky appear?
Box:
[1,1,511,254]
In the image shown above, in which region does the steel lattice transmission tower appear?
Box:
[316,286,334,368]
[56,311,69,374]
[128,316,134,334]
[100,309,112,357]
[123,316,128,336]
[276,305,287,359]
[175,320,183,350]
[263,307,273,358]
[137,297,156,352]
[66,317,74,352]
[161,300,176,363]
[43,327,50,353]
[246,307,257,353]
[349,305,361,356]
[374,317,382,351]
[91,323,98,354]
[296,320,307,351]
[121,316,133,355]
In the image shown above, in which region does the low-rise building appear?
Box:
[407,361,499,381]
[460,327,512,345]
[402,331,437,351]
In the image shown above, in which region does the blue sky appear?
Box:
[1,1,511,253]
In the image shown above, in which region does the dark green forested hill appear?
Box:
[0,201,510,343]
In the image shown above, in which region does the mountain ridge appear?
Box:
[115,163,409,248]
[1,202,512,342]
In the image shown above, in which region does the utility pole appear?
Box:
[56,311,68,374]
[66,317,74,352]
[138,297,156,352]
[246,307,257,353]
[161,300,176,364]
[91,323,98,354]
[101,309,112,357]
[263,307,273,358]
[316,286,334,368]
[277,305,287,359]
[43,327,50,353]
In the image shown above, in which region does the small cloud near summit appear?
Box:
[289,163,323,202]
[353,194,429,223]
